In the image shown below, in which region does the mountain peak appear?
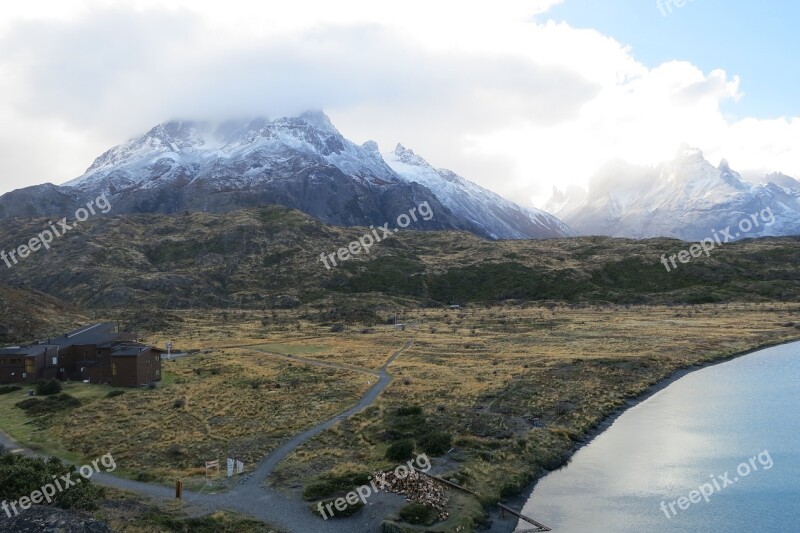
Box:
[44,112,575,240]
[361,140,380,154]
[297,110,338,134]
[392,143,431,168]
[675,143,705,162]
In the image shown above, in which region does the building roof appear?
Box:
[0,345,51,357]
[46,323,120,348]
[110,345,151,357]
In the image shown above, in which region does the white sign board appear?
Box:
[227,458,235,478]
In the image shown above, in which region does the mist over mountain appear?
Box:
[0,112,573,240]
[543,146,800,241]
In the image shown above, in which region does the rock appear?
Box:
[373,470,449,521]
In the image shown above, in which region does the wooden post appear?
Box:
[175,480,183,499]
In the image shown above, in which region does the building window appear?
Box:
[112,363,117,376]
[52,357,57,365]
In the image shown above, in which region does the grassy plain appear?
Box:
[2,302,799,530]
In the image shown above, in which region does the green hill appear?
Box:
[0,205,798,310]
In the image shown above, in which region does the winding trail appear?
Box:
[245,340,412,488]
[0,340,415,532]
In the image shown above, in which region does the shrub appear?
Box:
[302,471,372,501]
[36,378,62,396]
[173,398,186,409]
[0,450,104,510]
[15,398,40,410]
[418,431,452,456]
[0,385,22,395]
[105,390,126,398]
[311,499,364,518]
[15,394,80,415]
[303,481,337,501]
[385,439,415,461]
[398,502,438,525]
[396,405,423,416]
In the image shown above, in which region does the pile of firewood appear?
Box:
[373,469,449,521]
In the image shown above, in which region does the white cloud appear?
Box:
[0,0,798,210]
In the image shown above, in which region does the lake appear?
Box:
[516,341,800,532]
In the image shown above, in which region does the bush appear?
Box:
[15,394,81,415]
[36,379,62,396]
[0,450,104,510]
[303,481,337,501]
[311,499,364,518]
[398,502,438,525]
[105,390,126,398]
[396,405,423,416]
[173,398,186,409]
[302,471,372,501]
[385,439,415,461]
[15,398,39,410]
[418,431,452,456]
[0,385,22,395]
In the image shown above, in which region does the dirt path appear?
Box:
[0,340,416,533]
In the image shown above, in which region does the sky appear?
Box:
[0,0,798,207]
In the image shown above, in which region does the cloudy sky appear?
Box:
[1,0,799,206]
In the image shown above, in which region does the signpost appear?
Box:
[205,460,220,479]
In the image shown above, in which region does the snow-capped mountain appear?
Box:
[0,112,573,240]
[384,144,574,239]
[543,145,800,240]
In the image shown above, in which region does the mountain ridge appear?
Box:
[543,146,800,240]
[1,112,572,240]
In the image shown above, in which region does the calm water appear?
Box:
[516,342,800,532]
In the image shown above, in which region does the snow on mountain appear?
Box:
[543,146,800,240]
[383,144,575,239]
[3,112,574,240]
[65,112,400,194]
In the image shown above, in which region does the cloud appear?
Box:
[0,0,798,210]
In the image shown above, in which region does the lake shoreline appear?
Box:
[484,335,800,533]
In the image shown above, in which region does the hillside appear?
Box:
[0,285,88,343]
[0,206,798,311]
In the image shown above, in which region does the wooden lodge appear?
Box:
[0,323,163,388]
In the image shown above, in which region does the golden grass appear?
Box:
[4,302,800,530]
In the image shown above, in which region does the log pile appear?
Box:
[373,469,449,521]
